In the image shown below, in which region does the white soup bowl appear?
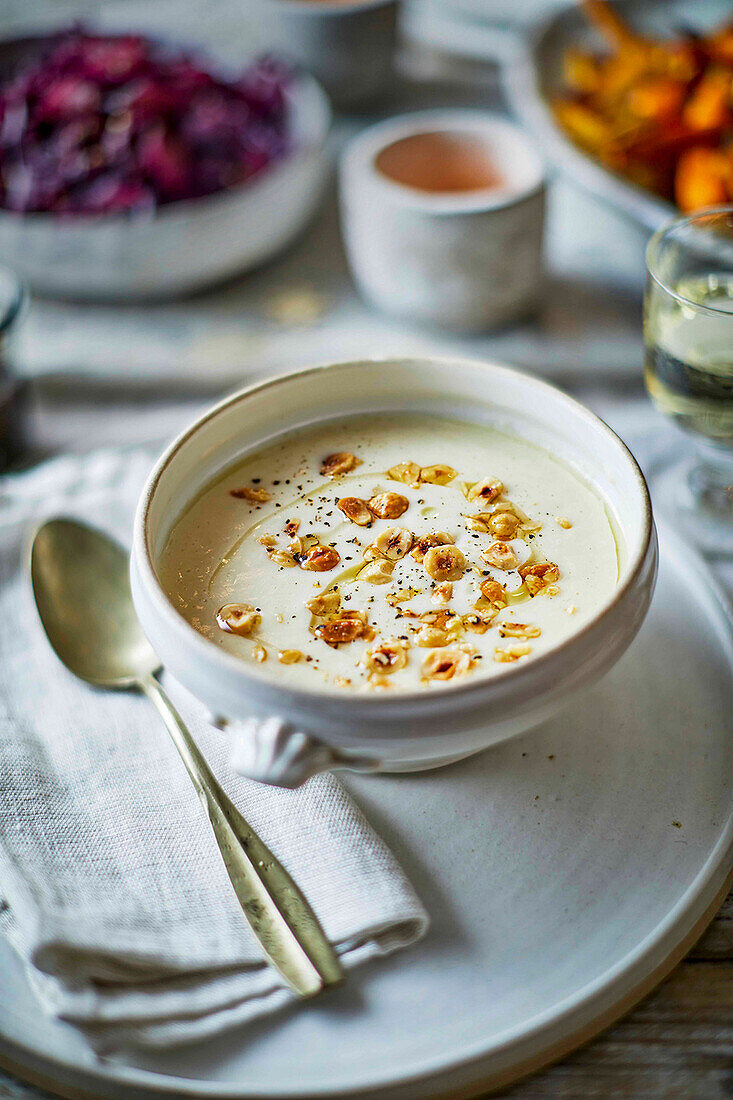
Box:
[131,357,657,787]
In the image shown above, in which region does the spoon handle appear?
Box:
[139,674,344,998]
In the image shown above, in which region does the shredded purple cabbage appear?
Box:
[0,29,292,214]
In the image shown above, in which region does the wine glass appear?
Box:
[644,206,733,554]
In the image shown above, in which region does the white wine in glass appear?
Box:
[644,209,733,553]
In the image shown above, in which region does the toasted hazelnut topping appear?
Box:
[479,578,508,607]
[566,604,577,615]
[411,531,454,562]
[420,463,457,485]
[387,587,421,606]
[361,558,395,584]
[524,576,543,596]
[301,545,341,571]
[557,516,573,529]
[488,511,521,539]
[495,500,541,533]
[467,477,504,503]
[494,644,531,663]
[216,603,261,636]
[278,649,303,664]
[420,609,458,631]
[284,519,301,537]
[316,612,367,647]
[321,451,358,477]
[423,544,466,582]
[306,589,341,615]
[422,646,474,681]
[499,621,541,639]
[231,486,270,503]
[252,644,268,663]
[482,542,520,571]
[268,549,298,568]
[466,513,492,533]
[387,461,421,487]
[258,534,277,549]
[368,491,409,519]
[542,584,560,598]
[364,638,408,674]
[338,496,373,527]
[433,582,453,604]
[462,610,496,634]
[417,626,450,648]
[519,561,560,584]
[375,526,413,560]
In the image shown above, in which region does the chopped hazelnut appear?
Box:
[301,545,341,571]
[424,544,466,582]
[479,578,508,607]
[411,531,454,562]
[519,561,560,584]
[432,581,453,604]
[337,496,373,527]
[387,461,421,487]
[375,526,413,560]
[494,644,531,663]
[467,477,504,504]
[306,589,341,615]
[361,558,395,584]
[230,486,271,503]
[420,463,457,485]
[216,603,261,636]
[321,452,358,476]
[498,621,541,639]
[252,643,268,663]
[278,649,303,664]
[316,612,367,647]
[488,511,521,539]
[482,541,520,571]
[364,638,408,674]
[417,626,450,648]
[462,610,496,634]
[422,646,474,681]
[368,491,409,519]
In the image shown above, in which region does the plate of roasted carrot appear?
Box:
[504,0,733,228]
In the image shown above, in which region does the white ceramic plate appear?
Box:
[1,523,732,1098]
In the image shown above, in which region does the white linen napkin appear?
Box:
[0,448,428,1051]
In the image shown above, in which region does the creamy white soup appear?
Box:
[158,414,621,692]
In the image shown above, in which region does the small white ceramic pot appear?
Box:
[131,356,657,789]
[339,111,546,331]
[0,65,330,302]
[258,0,397,109]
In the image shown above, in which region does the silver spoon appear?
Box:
[28,517,343,999]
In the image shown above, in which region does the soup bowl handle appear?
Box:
[216,715,382,788]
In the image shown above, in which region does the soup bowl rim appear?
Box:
[132,355,655,722]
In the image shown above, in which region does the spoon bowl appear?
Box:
[30,518,158,688]
[28,517,343,997]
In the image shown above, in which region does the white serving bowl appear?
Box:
[0,59,330,302]
[131,357,657,787]
[339,111,546,331]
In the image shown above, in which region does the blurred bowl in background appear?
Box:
[257,0,397,109]
[339,110,546,332]
[0,33,331,302]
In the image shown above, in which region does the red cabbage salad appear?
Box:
[0,29,293,214]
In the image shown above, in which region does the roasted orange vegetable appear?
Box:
[554,2,733,212]
[675,147,732,212]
